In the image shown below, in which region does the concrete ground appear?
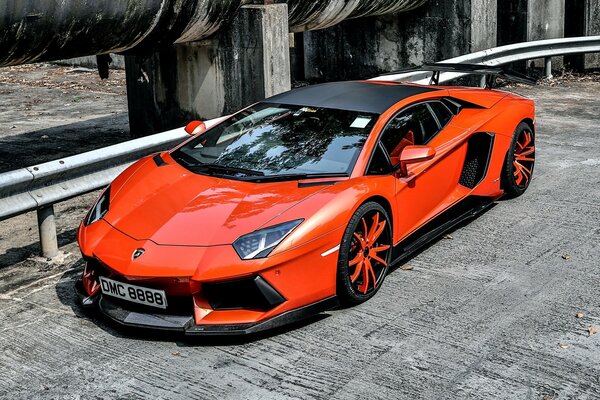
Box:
[0,69,599,399]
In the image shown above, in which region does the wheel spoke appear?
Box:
[367,260,377,290]
[371,220,387,243]
[515,155,534,162]
[358,259,372,294]
[518,146,535,156]
[513,161,521,176]
[361,217,368,237]
[516,161,531,178]
[516,141,525,151]
[350,260,363,283]
[523,131,532,147]
[371,244,390,253]
[371,253,387,266]
[513,162,524,185]
[353,232,366,249]
[367,213,380,243]
[358,260,370,294]
[519,163,531,185]
[349,253,363,267]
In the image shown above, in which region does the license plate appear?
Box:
[99,276,168,309]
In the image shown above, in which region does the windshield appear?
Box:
[172,103,378,181]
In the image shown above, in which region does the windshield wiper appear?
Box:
[188,163,265,177]
[238,172,348,183]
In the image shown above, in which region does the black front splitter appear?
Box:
[75,280,339,336]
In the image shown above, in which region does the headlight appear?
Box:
[84,186,110,226]
[233,219,303,260]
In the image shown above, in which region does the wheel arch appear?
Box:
[359,195,394,232]
[521,117,535,133]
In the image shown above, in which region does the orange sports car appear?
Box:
[76,66,535,335]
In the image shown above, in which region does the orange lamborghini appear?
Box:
[76,65,535,335]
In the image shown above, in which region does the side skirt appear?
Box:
[390,195,496,266]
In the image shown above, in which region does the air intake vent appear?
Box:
[459,132,494,189]
[203,276,286,311]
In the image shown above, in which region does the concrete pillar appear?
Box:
[529,0,565,70]
[498,0,565,70]
[125,4,290,136]
[497,0,528,46]
[564,0,586,71]
[527,0,565,41]
[498,0,565,44]
[584,0,600,69]
[564,0,600,70]
[303,0,497,82]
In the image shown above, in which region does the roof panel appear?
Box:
[263,81,438,114]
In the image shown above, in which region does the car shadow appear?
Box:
[0,113,129,173]
[387,202,498,275]
[0,227,78,269]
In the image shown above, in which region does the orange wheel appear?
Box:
[502,122,535,197]
[337,202,392,305]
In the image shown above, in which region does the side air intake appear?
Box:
[459,132,494,189]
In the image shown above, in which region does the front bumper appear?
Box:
[75,279,338,336]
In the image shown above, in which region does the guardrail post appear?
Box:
[544,57,552,78]
[37,205,59,258]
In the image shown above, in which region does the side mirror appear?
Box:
[185,120,206,136]
[395,145,436,176]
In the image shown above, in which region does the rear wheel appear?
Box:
[502,122,535,197]
[336,202,392,305]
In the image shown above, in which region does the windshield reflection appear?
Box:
[173,103,378,180]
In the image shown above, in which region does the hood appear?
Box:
[104,158,328,246]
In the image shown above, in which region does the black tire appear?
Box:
[501,122,535,198]
[336,202,393,305]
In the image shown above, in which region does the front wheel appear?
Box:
[502,122,535,198]
[336,202,392,305]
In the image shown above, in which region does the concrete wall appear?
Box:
[301,0,497,82]
[527,0,565,40]
[126,4,291,136]
[471,0,498,52]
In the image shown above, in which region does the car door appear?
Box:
[376,101,467,242]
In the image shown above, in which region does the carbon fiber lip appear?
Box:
[75,279,338,336]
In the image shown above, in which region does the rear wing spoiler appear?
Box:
[376,63,537,88]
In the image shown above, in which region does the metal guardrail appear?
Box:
[0,117,225,257]
[1,36,600,258]
[371,35,600,84]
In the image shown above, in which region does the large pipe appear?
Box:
[0,0,427,67]
[285,0,428,32]
[0,0,170,66]
[0,0,242,67]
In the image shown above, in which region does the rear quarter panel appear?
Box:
[448,90,535,196]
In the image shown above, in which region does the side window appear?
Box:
[414,104,440,144]
[367,144,392,175]
[379,104,440,165]
[429,101,453,130]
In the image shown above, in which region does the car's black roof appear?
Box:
[263,81,439,114]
